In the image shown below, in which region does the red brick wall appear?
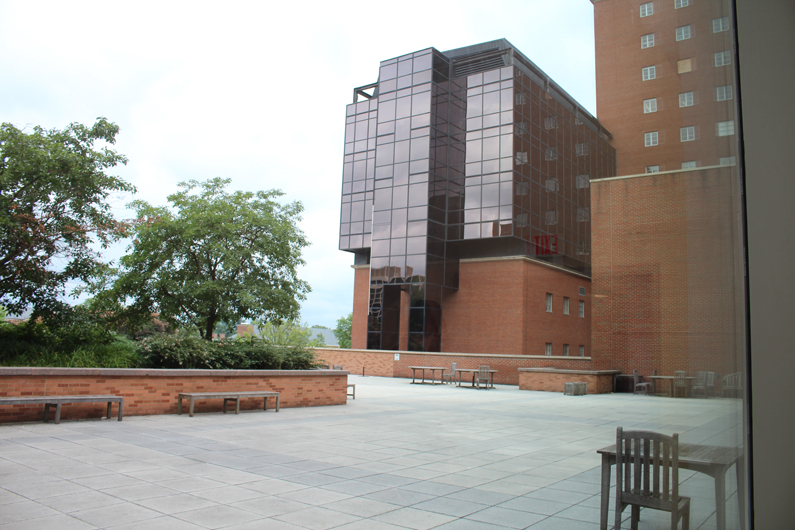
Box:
[0,368,348,424]
[351,265,370,349]
[591,167,743,376]
[442,258,591,357]
[313,348,395,377]
[518,370,617,394]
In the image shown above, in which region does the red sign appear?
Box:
[532,234,559,256]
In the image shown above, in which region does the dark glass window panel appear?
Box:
[409,308,424,332]
[466,139,482,163]
[408,333,423,351]
[391,208,407,238]
[481,222,495,238]
[466,162,482,176]
[464,223,479,239]
[483,136,500,160]
[483,113,500,128]
[397,59,413,77]
[483,91,500,115]
[500,182,513,205]
[380,79,396,94]
[351,201,365,222]
[467,95,483,118]
[499,222,512,236]
[500,135,513,158]
[375,166,393,180]
[406,236,426,255]
[406,254,426,279]
[374,188,392,211]
[392,185,408,209]
[425,282,442,306]
[390,237,406,256]
[413,53,432,72]
[427,238,445,257]
[427,206,444,224]
[482,207,499,221]
[407,220,426,237]
[428,222,445,240]
[410,159,429,174]
[396,97,412,119]
[465,209,481,223]
[465,186,481,209]
[408,205,427,221]
[389,255,405,278]
[412,92,431,115]
[412,113,431,129]
[377,99,396,122]
[394,140,410,163]
[353,160,366,180]
[410,138,429,161]
[373,210,391,224]
[367,332,381,349]
[426,258,444,285]
[425,310,441,334]
[340,203,351,222]
[380,63,397,80]
[375,144,394,166]
[371,238,390,257]
[482,183,499,207]
[350,234,363,248]
[395,118,411,141]
[410,283,425,307]
[409,183,428,207]
[352,180,366,193]
[370,257,389,279]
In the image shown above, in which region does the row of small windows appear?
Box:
[642,87,733,113]
[644,121,735,146]
[545,293,585,317]
[642,1,731,17]
[642,18,729,48]
[545,343,586,357]
[642,52,730,81]
[645,157,736,173]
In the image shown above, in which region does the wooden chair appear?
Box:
[442,362,457,384]
[691,371,708,398]
[673,371,689,398]
[721,372,742,397]
[333,365,343,370]
[633,370,652,395]
[615,427,691,530]
[475,365,491,389]
[705,372,716,397]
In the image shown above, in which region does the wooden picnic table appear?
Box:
[597,442,744,530]
[649,374,695,397]
[177,391,279,417]
[455,368,497,389]
[409,366,446,385]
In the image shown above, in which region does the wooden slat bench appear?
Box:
[0,395,123,424]
[177,391,280,417]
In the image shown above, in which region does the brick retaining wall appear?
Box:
[518,368,619,394]
[0,368,348,424]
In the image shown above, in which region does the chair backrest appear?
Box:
[333,365,343,370]
[674,371,687,387]
[694,371,707,386]
[478,365,490,381]
[615,427,680,511]
[706,372,716,387]
[633,369,640,386]
[450,362,457,374]
[724,372,741,389]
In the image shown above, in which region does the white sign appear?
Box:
[394,353,400,361]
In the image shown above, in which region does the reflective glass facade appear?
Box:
[339,40,615,352]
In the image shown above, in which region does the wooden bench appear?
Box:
[0,395,124,424]
[177,391,280,417]
[347,384,355,399]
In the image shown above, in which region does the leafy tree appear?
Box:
[334,312,352,349]
[100,178,310,340]
[0,119,134,318]
[258,320,324,347]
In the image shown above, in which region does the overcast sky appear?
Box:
[0,0,596,327]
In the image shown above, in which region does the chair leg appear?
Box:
[630,505,640,530]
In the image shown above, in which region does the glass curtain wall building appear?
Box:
[339,40,614,352]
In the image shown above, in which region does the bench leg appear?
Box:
[178,396,183,415]
[106,402,112,420]
[43,403,50,422]
[117,400,123,421]
[189,397,195,417]
[263,396,267,411]
[223,399,228,414]
[235,398,240,415]
[275,395,280,412]
[54,403,62,424]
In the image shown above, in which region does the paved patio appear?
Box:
[0,376,743,530]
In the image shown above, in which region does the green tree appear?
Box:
[334,312,352,349]
[100,177,310,340]
[258,320,324,347]
[0,119,134,318]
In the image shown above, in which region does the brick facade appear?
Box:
[518,368,618,394]
[0,368,348,424]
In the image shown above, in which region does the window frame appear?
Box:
[713,17,729,33]
[679,91,694,107]
[717,85,733,101]
[715,51,732,67]
[645,131,659,147]
[546,293,553,312]
[642,66,656,81]
[646,165,660,173]
[682,161,697,169]
[681,126,696,142]
[641,33,655,49]
[564,297,570,315]
[643,98,658,113]
[563,344,570,356]
[639,2,653,17]
[579,300,585,318]
[675,0,689,7]
[545,343,552,356]
[718,121,735,137]
[676,25,691,41]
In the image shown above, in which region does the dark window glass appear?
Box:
[406,255,426,279]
